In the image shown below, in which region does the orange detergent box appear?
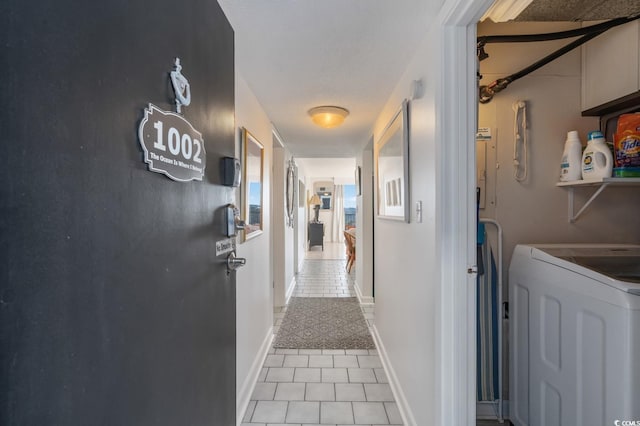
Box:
[614,113,640,168]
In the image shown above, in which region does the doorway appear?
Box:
[436,0,495,424]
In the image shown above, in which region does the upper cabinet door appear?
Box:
[582,21,640,112]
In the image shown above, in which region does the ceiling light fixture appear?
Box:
[308,106,349,129]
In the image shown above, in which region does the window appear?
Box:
[344,184,356,228]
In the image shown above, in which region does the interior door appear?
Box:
[0,0,237,425]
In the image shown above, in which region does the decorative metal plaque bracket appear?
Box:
[170,58,191,113]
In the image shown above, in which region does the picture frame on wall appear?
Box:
[241,128,264,241]
[376,99,409,222]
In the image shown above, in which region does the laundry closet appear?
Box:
[475,15,640,425]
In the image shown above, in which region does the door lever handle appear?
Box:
[226,251,246,271]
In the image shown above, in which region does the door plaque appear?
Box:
[138,104,206,182]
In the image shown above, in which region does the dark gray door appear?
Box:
[0,0,236,424]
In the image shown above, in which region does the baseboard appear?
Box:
[354,280,374,305]
[236,327,273,426]
[371,325,417,426]
[476,400,509,422]
[285,276,296,305]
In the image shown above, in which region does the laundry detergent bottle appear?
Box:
[560,130,583,182]
[582,131,613,180]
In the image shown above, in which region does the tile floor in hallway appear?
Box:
[240,348,402,426]
[241,258,393,426]
[244,257,503,425]
[292,259,356,297]
[305,242,347,260]
[273,260,374,337]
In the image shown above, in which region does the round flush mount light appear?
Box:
[308,106,349,129]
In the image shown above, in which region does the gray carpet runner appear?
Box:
[273,297,375,349]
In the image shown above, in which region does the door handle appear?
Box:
[226,251,246,272]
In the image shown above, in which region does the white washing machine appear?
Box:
[509,244,640,426]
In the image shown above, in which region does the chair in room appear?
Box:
[343,230,356,273]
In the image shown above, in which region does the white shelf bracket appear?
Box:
[568,183,610,223]
[558,178,640,223]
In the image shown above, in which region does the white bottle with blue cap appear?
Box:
[559,130,583,182]
[581,131,613,180]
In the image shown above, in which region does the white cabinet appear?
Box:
[581,21,640,112]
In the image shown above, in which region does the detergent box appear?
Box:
[614,113,640,169]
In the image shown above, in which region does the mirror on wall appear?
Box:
[376,99,409,222]
[313,181,333,210]
[285,158,296,228]
[242,128,264,241]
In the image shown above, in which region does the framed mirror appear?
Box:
[376,99,409,222]
[242,128,264,241]
[313,181,333,210]
[285,158,296,228]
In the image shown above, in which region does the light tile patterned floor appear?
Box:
[246,256,500,425]
[240,349,402,425]
[273,260,374,336]
[305,242,348,260]
[241,259,400,426]
[293,259,356,298]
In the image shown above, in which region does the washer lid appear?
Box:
[530,244,640,295]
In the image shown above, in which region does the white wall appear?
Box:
[371,27,440,425]
[296,175,308,272]
[234,74,274,422]
[355,143,374,303]
[293,160,308,271]
[272,144,296,307]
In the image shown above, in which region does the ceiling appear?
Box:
[296,158,356,181]
[217,0,442,158]
[218,1,640,159]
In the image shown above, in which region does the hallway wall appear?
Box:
[234,75,274,420]
[355,144,374,303]
[370,26,440,426]
[295,162,308,271]
[272,144,296,307]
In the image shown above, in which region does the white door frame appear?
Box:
[271,129,286,307]
[436,0,493,424]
